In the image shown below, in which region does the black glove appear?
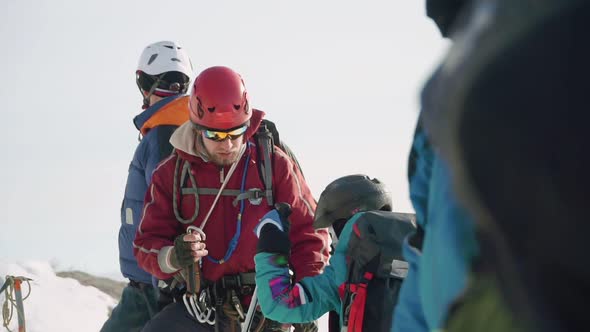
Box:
[255,203,292,254]
[170,233,196,269]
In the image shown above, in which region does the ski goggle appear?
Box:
[202,125,248,142]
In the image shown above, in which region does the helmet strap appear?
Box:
[137,73,166,110]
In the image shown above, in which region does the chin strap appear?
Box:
[136,71,166,110]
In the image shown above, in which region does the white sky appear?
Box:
[0,1,448,276]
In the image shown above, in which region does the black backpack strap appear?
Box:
[256,120,275,206]
[261,119,306,179]
[255,119,307,206]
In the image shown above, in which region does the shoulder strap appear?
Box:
[255,119,307,206]
[256,120,275,206]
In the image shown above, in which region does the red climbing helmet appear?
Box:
[189,66,251,130]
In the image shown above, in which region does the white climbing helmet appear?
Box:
[136,41,193,107]
[137,40,193,77]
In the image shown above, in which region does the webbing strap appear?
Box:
[262,147,273,206]
[236,272,256,285]
[347,273,373,332]
[182,188,242,196]
[257,124,274,206]
[232,189,264,207]
[209,272,257,288]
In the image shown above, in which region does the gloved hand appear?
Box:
[255,202,292,254]
[170,232,208,270]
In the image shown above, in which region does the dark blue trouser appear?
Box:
[100,282,158,332]
[141,302,221,332]
[141,301,297,332]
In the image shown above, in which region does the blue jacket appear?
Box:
[392,120,479,331]
[118,95,189,283]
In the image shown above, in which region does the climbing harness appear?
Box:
[1,275,32,332]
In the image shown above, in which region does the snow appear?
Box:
[1,261,328,332]
[0,261,115,332]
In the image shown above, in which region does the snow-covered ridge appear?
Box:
[1,261,117,332]
[1,261,330,331]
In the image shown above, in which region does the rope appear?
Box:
[173,155,200,224]
[206,147,251,265]
[199,143,247,231]
[2,276,32,332]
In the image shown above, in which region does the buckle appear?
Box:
[220,275,242,289]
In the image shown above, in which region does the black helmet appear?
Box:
[313,174,392,230]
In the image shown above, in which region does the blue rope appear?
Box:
[206,143,251,264]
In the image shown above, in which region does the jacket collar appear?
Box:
[133,94,189,135]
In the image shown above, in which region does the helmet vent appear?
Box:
[147,54,158,65]
[196,98,205,118]
[233,104,240,110]
[171,58,181,62]
[163,45,174,49]
[207,107,216,112]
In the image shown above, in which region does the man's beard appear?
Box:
[209,151,239,166]
[196,134,244,166]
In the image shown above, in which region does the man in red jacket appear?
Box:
[134,66,329,332]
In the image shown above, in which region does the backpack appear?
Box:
[253,119,305,207]
[339,211,416,332]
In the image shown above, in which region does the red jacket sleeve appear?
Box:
[273,148,330,280]
[133,154,183,280]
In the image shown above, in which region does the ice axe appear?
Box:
[2,275,33,332]
[241,285,259,332]
[182,226,215,325]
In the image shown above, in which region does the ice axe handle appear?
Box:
[241,286,258,332]
[187,264,196,294]
[185,226,206,295]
